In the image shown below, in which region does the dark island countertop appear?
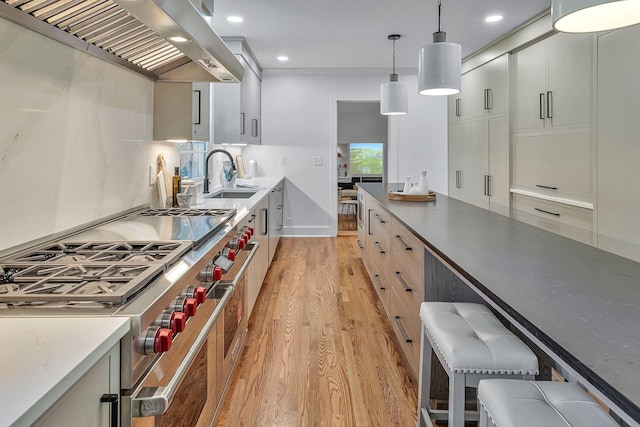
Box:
[359,183,640,424]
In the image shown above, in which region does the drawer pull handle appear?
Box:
[395,272,412,292]
[456,170,462,189]
[373,274,385,290]
[374,213,386,224]
[394,316,412,343]
[101,394,119,427]
[534,207,560,217]
[455,98,461,117]
[536,184,558,190]
[375,242,385,254]
[394,235,412,251]
[357,239,364,249]
[546,91,553,119]
[539,93,545,120]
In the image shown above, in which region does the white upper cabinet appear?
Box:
[472,55,509,119]
[154,82,210,141]
[448,72,473,124]
[213,38,262,144]
[513,32,593,132]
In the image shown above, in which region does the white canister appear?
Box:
[248,160,258,177]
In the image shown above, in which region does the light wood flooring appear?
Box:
[216,237,419,426]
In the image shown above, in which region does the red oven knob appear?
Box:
[214,266,223,281]
[183,297,197,317]
[171,311,187,333]
[223,248,237,261]
[154,310,186,333]
[169,296,198,318]
[243,231,252,242]
[181,285,207,305]
[154,328,173,353]
[247,227,254,237]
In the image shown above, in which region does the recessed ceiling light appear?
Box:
[277,56,289,62]
[485,14,504,23]
[168,35,189,43]
[227,16,244,23]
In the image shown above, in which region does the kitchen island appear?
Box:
[358,183,640,426]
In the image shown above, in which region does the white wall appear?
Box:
[0,17,178,251]
[242,69,447,236]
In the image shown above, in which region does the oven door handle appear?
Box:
[127,286,233,418]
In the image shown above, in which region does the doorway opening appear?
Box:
[337,101,388,234]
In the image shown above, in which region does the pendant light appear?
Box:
[418,0,461,96]
[552,0,640,33]
[380,35,408,115]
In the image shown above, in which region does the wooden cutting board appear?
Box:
[157,153,172,199]
[387,191,436,202]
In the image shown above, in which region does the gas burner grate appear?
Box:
[137,208,236,217]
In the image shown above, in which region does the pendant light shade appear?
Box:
[381,35,408,115]
[418,1,461,96]
[552,0,640,33]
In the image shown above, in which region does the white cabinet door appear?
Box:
[470,119,490,210]
[33,345,119,427]
[448,122,473,202]
[513,40,547,132]
[488,116,510,216]
[597,25,640,261]
[239,55,261,144]
[212,82,241,144]
[472,54,509,119]
[513,131,592,201]
[547,32,593,129]
[192,83,210,141]
[448,72,473,124]
[254,197,270,285]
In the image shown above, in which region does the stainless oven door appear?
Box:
[121,286,232,427]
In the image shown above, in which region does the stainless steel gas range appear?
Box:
[0,207,258,426]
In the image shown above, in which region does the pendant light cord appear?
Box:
[392,38,397,75]
[438,0,442,33]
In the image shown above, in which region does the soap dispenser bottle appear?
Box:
[172,167,181,208]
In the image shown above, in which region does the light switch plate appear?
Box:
[313,156,323,166]
[149,165,156,186]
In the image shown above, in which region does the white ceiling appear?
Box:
[210,0,551,70]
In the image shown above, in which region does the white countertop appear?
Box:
[0,317,130,426]
[193,176,284,223]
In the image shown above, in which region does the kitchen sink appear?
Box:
[206,190,258,199]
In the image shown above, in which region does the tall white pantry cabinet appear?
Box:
[448,23,640,263]
[448,54,510,217]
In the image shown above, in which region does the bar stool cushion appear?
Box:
[420,302,538,375]
[478,379,618,427]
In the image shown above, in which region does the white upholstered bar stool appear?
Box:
[478,379,619,427]
[418,302,539,427]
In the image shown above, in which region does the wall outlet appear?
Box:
[313,156,323,166]
[280,156,286,166]
[149,165,156,186]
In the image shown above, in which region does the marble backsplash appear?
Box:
[0,17,178,251]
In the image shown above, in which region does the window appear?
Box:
[179,142,207,179]
[349,142,383,176]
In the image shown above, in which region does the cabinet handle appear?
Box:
[277,204,283,209]
[240,112,245,135]
[357,239,364,249]
[374,213,386,224]
[394,235,412,251]
[456,170,462,189]
[100,394,119,427]
[484,88,493,110]
[373,274,385,290]
[394,271,412,292]
[278,225,283,231]
[393,316,412,343]
[367,209,373,235]
[546,91,553,119]
[534,207,560,217]
[252,118,258,137]
[536,184,558,190]
[484,175,492,197]
[374,242,385,254]
[455,98,461,117]
[539,93,545,120]
[193,90,201,125]
[261,208,268,235]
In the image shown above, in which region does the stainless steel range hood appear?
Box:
[0,0,244,83]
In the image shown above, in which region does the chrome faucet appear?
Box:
[203,149,237,194]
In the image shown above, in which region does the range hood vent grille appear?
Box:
[0,0,244,82]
